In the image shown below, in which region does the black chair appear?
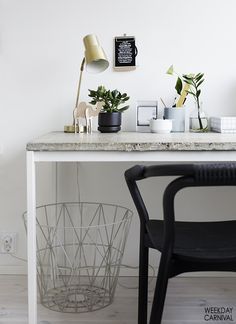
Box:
[125,163,236,324]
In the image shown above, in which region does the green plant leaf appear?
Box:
[87,86,129,113]
[197,79,204,87]
[186,90,196,96]
[107,90,113,100]
[118,105,129,112]
[112,90,119,98]
[197,89,201,98]
[195,73,204,83]
[98,85,106,92]
[183,80,193,85]
[182,74,193,80]
[183,75,194,84]
[175,77,183,95]
[166,65,174,75]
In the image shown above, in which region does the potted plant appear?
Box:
[88,85,130,133]
[163,65,190,132]
[166,65,191,108]
[182,73,208,132]
[166,65,207,132]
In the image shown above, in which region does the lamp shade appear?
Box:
[83,34,109,73]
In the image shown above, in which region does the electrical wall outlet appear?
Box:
[0,232,17,254]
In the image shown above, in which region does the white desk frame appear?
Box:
[27,149,236,324]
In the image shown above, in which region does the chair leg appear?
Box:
[149,253,171,324]
[138,244,149,324]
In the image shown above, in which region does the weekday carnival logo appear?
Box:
[204,306,234,321]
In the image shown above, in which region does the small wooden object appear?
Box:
[75,101,103,133]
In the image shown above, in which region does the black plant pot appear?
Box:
[98,112,122,133]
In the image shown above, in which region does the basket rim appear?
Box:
[22,201,133,229]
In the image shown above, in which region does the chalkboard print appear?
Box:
[114,36,137,71]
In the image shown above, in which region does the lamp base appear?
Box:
[64,125,87,133]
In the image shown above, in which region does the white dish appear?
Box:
[150,119,172,134]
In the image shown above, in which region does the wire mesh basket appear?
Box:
[23,202,132,313]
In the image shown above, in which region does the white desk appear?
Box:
[26,131,236,324]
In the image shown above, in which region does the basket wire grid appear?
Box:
[23,202,132,313]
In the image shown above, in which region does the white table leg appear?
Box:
[27,151,37,324]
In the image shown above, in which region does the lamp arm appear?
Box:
[73,57,86,125]
[75,57,86,108]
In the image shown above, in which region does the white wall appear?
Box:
[1,0,236,274]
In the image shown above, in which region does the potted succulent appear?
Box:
[88,85,130,133]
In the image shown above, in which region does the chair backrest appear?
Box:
[125,163,236,249]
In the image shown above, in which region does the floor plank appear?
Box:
[0,276,236,323]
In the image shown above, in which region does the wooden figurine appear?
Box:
[74,101,103,133]
[85,101,103,133]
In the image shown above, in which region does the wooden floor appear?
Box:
[0,275,236,323]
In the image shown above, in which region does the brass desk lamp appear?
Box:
[64,34,109,133]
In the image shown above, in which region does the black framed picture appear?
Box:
[114,35,137,71]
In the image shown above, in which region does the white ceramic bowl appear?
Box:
[150,119,172,134]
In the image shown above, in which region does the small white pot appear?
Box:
[150,119,172,134]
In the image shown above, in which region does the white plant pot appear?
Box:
[150,119,172,134]
[164,107,186,132]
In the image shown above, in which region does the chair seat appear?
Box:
[146,220,236,262]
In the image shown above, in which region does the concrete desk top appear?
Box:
[26,131,236,152]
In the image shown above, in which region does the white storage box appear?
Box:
[210,117,236,133]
